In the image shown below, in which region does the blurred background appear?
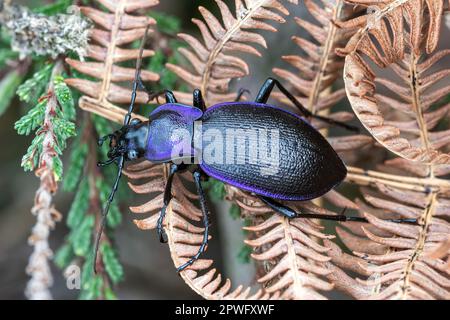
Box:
[0,0,307,299]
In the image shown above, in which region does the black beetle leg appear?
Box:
[138,75,168,105]
[146,90,178,104]
[137,76,153,97]
[254,78,275,104]
[177,169,210,272]
[255,77,359,133]
[259,196,297,218]
[157,163,182,243]
[164,90,177,103]
[234,88,251,102]
[259,196,419,225]
[136,74,164,104]
[193,89,206,112]
[260,196,366,221]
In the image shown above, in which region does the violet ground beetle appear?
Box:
[94,26,418,273]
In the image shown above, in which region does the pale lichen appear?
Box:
[0,4,92,59]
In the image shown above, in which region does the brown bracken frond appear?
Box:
[166,0,298,106]
[65,0,159,122]
[215,1,372,298]
[246,220,333,299]
[272,0,371,153]
[232,189,337,299]
[338,1,450,164]
[124,161,276,299]
[337,0,446,58]
[325,158,450,299]
[428,237,450,272]
[231,0,371,299]
[273,1,353,121]
[344,39,450,164]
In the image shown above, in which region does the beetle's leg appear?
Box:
[235,88,251,102]
[138,77,159,104]
[259,196,297,218]
[164,90,177,104]
[177,170,210,272]
[193,89,206,112]
[255,78,276,104]
[260,196,367,221]
[146,90,178,105]
[137,76,152,95]
[192,87,249,109]
[259,196,419,224]
[157,163,183,243]
[130,68,175,105]
[255,78,359,133]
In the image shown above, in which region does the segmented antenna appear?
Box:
[93,24,151,273]
[123,25,150,126]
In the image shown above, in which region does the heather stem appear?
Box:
[25,60,64,300]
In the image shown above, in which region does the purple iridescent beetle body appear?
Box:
[143,101,346,201]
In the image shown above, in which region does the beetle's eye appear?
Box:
[130,118,142,126]
[128,150,138,160]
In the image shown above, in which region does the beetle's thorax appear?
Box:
[145,103,203,163]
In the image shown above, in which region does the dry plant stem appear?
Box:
[346,166,450,193]
[25,61,64,300]
[397,190,435,299]
[86,118,103,273]
[305,2,341,115]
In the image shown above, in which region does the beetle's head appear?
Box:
[97,118,149,166]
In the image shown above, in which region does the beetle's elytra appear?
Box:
[94,27,418,273]
[200,102,347,201]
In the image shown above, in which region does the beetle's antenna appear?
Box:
[94,23,150,273]
[124,24,151,126]
[94,155,124,273]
